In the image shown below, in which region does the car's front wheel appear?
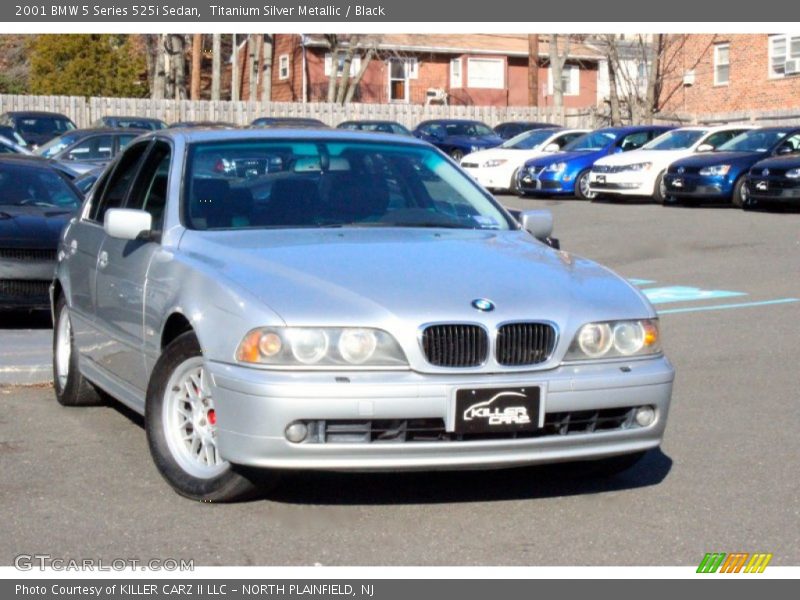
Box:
[575,169,596,200]
[653,171,668,204]
[731,175,748,208]
[53,295,103,407]
[449,148,464,162]
[145,331,263,502]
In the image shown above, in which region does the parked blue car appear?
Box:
[745,152,800,210]
[413,119,503,161]
[663,127,800,207]
[517,125,673,199]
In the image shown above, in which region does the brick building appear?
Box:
[237,34,605,108]
[660,34,800,116]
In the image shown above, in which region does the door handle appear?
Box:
[98,251,108,269]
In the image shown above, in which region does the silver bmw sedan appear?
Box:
[52,128,674,501]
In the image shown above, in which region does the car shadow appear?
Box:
[0,310,52,330]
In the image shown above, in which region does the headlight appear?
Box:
[470,145,481,153]
[621,162,652,172]
[545,162,567,173]
[482,159,508,168]
[236,327,407,367]
[786,168,800,179]
[564,319,661,361]
[698,165,731,176]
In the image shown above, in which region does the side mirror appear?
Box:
[543,143,560,152]
[696,143,714,152]
[612,146,624,154]
[104,208,152,241]
[519,209,554,241]
[776,144,794,156]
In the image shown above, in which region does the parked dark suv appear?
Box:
[0,111,76,148]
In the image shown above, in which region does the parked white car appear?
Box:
[461,128,589,192]
[588,125,754,203]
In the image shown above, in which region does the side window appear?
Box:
[619,131,650,152]
[704,130,741,149]
[778,133,800,152]
[126,141,171,232]
[118,134,138,151]
[559,132,584,147]
[90,141,150,223]
[66,135,114,162]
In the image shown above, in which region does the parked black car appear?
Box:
[0,155,82,310]
[35,128,146,175]
[412,119,503,161]
[493,121,558,140]
[0,111,77,148]
[337,120,412,135]
[251,117,328,128]
[93,115,167,130]
[745,153,800,210]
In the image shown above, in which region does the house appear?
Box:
[238,34,606,108]
[659,34,800,116]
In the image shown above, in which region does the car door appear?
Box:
[62,134,114,165]
[94,140,170,391]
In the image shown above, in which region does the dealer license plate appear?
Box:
[454,386,540,434]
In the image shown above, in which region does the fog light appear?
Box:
[285,421,308,443]
[635,406,655,427]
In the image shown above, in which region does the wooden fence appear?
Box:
[0,94,599,130]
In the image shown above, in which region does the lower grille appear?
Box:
[422,324,488,367]
[496,322,556,366]
[0,279,51,300]
[0,248,57,262]
[302,408,638,444]
[461,162,479,168]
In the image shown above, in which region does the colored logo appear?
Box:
[696,552,772,573]
[471,298,494,312]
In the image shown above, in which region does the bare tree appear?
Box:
[323,34,380,104]
[248,34,258,101]
[211,34,221,101]
[548,34,572,120]
[261,35,273,103]
[168,34,187,100]
[231,34,240,102]
[528,34,540,107]
[151,34,167,100]
[190,33,202,100]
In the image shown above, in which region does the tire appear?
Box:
[449,148,464,162]
[53,295,103,407]
[509,168,522,195]
[145,331,264,502]
[574,169,596,200]
[565,450,648,478]
[731,176,748,208]
[653,171,668,204]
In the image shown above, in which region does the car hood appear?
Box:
[749,155,800,170]
[445,135,503,148]
[596,148,692,168]
[671,151,762,168]
[0,205,75,247]
[179,229,653,329]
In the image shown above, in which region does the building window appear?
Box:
[467,58,504,89]
[547,64,580,96]
[388,58,418,102]
[714,43,730,85]
[450,57,463,87]
[324,52,363,77]
[279,54,290,80]
[769,34,800,77]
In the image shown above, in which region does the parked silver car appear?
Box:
[52,129,674,501]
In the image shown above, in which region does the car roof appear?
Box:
[102,115,163,121]
[417,119,490,125]
[3,111,73,119]
[340,120,402,124]
[53,127,148,137]
[0,154,61,167]
[145,127,433,147]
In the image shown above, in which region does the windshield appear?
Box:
[501,129,559,150]
[0,163,81,208]
[442,122,494,137]
[563,130,616,152]
[644,129,707,151]
[184,140,512,231]
[36,133,82,158]
[17,117,75,136]
[717,130,787,153]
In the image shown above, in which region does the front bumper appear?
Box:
[663,173,733,199]
[589,171,653,197]
[207,357,674,471]
[461,164,517,190]
[0,257,56,310]
[748,178,800,202]
[517,171,575,195]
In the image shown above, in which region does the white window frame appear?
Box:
[768,34,800,79]
[387,57,417,103]
[466,57,505,89]
[713,43,730,86]
[547,64,580,96]
[324,52,363,78]
[450,57,463,87]
[278,54,290,80]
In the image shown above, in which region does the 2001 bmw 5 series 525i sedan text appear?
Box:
[52,128,674,501]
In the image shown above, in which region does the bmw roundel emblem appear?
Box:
[677,166,685,174]
[472,298,495,312]
[762,168,770,176]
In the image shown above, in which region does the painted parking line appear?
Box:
[658,298,800,315]
[627,278,656,286]
[640,286,747,305]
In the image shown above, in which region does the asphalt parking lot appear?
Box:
[1,197,798,566]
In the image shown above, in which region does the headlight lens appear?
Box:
[470,145,481,153]
[698,164,731,176]
[236,327,407,367]
[786,168,800,179]
[545,162,567,173]
[565,319,661,361]
[482,159,508,168]
[621,162,652,172]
